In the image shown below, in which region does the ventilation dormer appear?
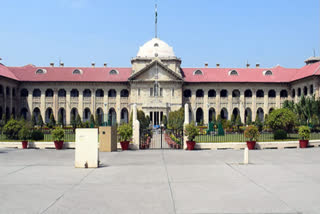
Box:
[109,69,119,75]
[228,70,238,76]
[73,69,83,75]
[263,70,273,76]
[193,70,203,75]
[35,69,47,74]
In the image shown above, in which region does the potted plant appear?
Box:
[52,127,65,150]
[117,123,132,150]
[184,122,200,150]
[18,127,30,149]
[244,125,260,150]
[298,126,310,148]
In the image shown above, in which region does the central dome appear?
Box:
[136,38,175,58]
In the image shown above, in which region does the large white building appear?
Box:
[1,37,320,126]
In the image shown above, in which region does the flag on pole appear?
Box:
[155,4,158,24]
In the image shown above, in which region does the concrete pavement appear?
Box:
[0,148,320,213]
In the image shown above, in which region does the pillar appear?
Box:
[66,89,71,125]
[203,89,208,124]
[40,88,46,121]
[239,89,245,124]
[252,89,257,121]
[132,104,140,150]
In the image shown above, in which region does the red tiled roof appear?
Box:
[1,62,320,83]
[0,64,19,80]
[7,65,131,82]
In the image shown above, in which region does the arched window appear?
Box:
[220,108,228,120]
[220,89,228,97]
[292,89,296,98]
[73,69,82,74]
[245,108,252,124]
[196,89,204,97]
[208,89,216,97]
[71,89,79,97]
[196,108,204,123]
[232,90,240,97]
[35,69,46,74]
[83,89,91,97]
[120,89,129,97]
[120,108,129,123]
[268,90,276,98]
[183,89,191,98]
[58,89,66,97]
[229,70,238,76]
[193,70,203,75]
[257,108,264,122]
[108,89,117,97]
[96,89,104,97]
[280,90,288,98]
[298,88,301,97]
[256,90,264,98]
[244,89,252,97]
[109,70,118,75]
[310,85,314,94]
[33,89,41,97]
[263,70,273,76]
[45,89,54,97]
[20,89,28,97]
[304,86,308,96]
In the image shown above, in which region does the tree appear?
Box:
[0,114,6,131]
[217,114,222,123]
[246,115,252,126]
[212,114,217,125]
[266,108,297,132]
[58,113,64,127]
[311,114,319,127]
[48,113,56,128]
[95,113,101,127]
[76,114,82,128]
[71,114,76,130]
[90,114,95,127]
[168,108,184,132]
[255,115,263,132]
[31,113,36,126]
[162,115,168,128]
[235,115,242,127]
[37,114,44,127]
[231,114,236,125]
[137,110,149,130]
[3,118,24,139]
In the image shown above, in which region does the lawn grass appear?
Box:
[195,132,320,143]
[0,131,76,142]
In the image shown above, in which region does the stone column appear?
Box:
[276,89,280,109]
[132,104,140,150]
[92,88,96,118]
[116,89,121,124]
[252,89,257,122]
[53,88,58,119]
[183,103,189,150]
[3,85,7,117]
[216,89,221,117]
[66,89,71,125]
[40,89,46,121]
[79,89,83,120]
[9,87,12,116]
[203,89,208,124]
[227,91,232,120]
[239,89,245,124]
[264,90,268,116]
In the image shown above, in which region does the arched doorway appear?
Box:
[245,108,252,124]
[58,108,66,126]
[20,108,28,120]
[220,108,228,120]
[45,108,53,124]
[121,108,129,124]
[33,108,41,124]
[257,108,264,122]
[232,108,240,119]
[83,108,91,122]
[208,108,216,123]
[108,108,117,126]
[196,108,203,124]
[96,108,104,126]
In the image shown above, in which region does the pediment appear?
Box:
[129,60,183,82]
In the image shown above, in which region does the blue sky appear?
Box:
[0,0,319,68]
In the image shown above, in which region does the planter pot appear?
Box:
[120,141,130,150]
[54,141,64,150]
[246,141,256,150]
[299,140,309,148]
[22,141,28,149]
[186,141,196,150]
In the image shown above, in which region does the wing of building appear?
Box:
[1,38,320,125]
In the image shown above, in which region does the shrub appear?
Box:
[3,119,24,140]
[273,129,287,140]
[244,125,260,141]
[184,122,200,141]
[266,108,297,132]
[298,126,311,140]
[52,127,65,141]
[18,127,31,141]
[117,123,132,141]
[31,129,44,141]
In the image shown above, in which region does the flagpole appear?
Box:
[155,3,158,38]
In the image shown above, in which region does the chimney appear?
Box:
[246,63,250,68]
[50,62,54,67]
[216,63,220,68]
[103,63,107,68]
[256,63,260,68]
[91,62,95,68]
[204,62,208,68]
[60,62,64,67]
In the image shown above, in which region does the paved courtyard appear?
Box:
[0,147,320,214]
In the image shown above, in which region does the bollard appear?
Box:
[244,147,249,164]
